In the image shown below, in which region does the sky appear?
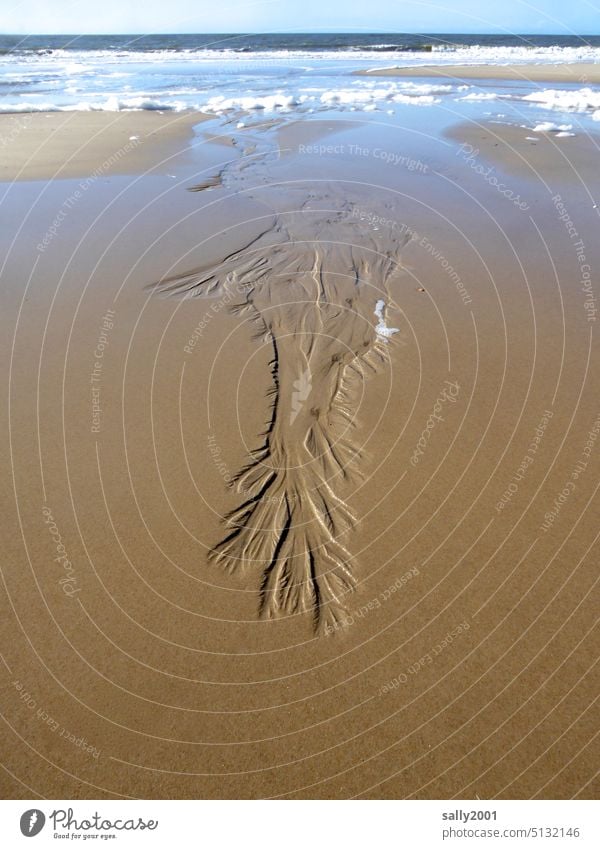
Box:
[1,0,599,35]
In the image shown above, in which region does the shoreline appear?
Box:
[355,62,600,83]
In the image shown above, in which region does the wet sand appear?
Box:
[446,119,600,183]
[1,110,598,799]
[0,111,207,181]
[356,62,600,83]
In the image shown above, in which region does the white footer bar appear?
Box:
[0,800,597,848]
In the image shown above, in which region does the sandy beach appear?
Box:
[0,111,207,181]
[445,119,600,183]
[357,62,600,83]
[1,91,599,803]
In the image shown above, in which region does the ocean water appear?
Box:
[0,33,599,128]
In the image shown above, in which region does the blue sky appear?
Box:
[1,0,599,35]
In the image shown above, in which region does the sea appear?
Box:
[1,33,599,130]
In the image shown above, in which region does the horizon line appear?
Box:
[2,30,599,37]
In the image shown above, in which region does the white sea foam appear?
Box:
[202,83,451,115]
[6,44,600,66]
[427,44,600,64]
[0,102,61,112]
[203,92,307,112]
[531,121,574,132]
[379,81,455,94]
[459,92,506,101]
[522,87,600,112]
[374,300,399,339]
[100,95,188,111]
[319,87,440,107]
[0,96,188,112]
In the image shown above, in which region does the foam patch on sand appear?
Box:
[529,121,575,136]
[532,121,573,131]
[374,299,400,339]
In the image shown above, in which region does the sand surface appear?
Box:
[0,111,207,181]
[356,62,600,83]
[446,119,600,183]
[1,110,598,799]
